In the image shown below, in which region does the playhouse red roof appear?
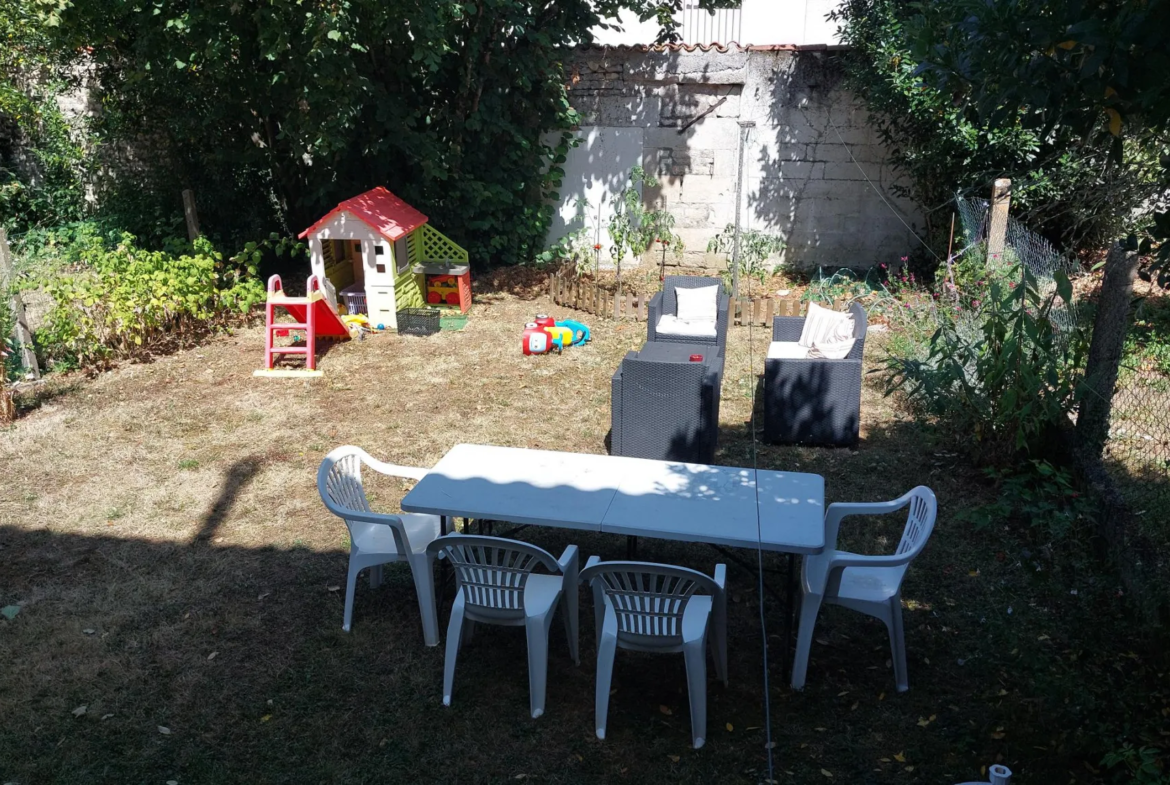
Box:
[298,187,428,242]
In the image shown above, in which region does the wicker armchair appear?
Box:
[646,276,730,351]
[763,302,867,447]
[611,354,722,463]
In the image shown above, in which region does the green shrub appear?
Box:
[38,233,264,368]
[882,266,1087,463]
[956,459,1091,542]
[707,224,785,286]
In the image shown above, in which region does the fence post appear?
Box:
[182,189,201,241]
[987,178,1011,264]
[1077,242,1140,458]
[0,228,40,380]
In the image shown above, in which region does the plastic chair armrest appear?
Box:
[713,563,727,591]
[582,554,602,580]
[558,544,579,579]
[365,456,428,482]
[823,490,917,551]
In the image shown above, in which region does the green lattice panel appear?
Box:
[418,224,468,265]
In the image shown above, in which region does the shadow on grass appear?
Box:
[10,377,84,417]
[0,420,1165,783]
[193,457,264,543]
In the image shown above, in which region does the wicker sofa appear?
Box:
[646,275,730,352]
[611,347,723,463]
[763,302,867,447]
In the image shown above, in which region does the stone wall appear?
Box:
[554,45,923,272]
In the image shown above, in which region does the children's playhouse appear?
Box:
[298,187,470,330]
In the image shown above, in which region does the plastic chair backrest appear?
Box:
[431,535,560,613]
[321,450,373,516]
[896,486,937,560]
[317,446,410,556]
[580,561,718,641]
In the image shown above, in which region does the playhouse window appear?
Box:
[374,245,384,256]
[353,241,361,252]
[395,237,409,274]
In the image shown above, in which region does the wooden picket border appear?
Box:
[546,269,809,326]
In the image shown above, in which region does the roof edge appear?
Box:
[573,42,849,53]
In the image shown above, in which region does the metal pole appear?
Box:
[731,121,755,300]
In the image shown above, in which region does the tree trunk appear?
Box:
[1077,242,1140,458]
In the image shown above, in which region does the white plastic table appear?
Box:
[401,444,824,552]
[601,457,825,553]
[399,444,635,531]
[401,443,826,677]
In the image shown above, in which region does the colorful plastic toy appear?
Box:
[254,274,353,378]
[522,315,591,355]
[558,319,591,345]
[522,322,559,355]
[300,187,471,330]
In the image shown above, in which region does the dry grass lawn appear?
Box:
[1,269,1165,783]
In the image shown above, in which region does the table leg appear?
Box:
[783,552,796,679]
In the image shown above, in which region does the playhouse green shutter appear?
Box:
[393,232,424,308]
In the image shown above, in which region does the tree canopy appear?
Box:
[2,0,732,260]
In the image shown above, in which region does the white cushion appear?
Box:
[656,314,718,338]
[798,301,856,348]
[675,285,720,324]
[766,341,810,360]
[807,339,856,360]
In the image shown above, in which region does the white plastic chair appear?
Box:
[791,486,937,692]
[580,558,728,749]
[956,764,1012,784]
[317,446,442,645]
[426,534,579,719]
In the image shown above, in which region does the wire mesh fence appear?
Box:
[955,197,1082,331]
[957,196,1170,513]
[1103,294,1170,514]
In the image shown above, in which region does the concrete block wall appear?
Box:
[556,46,923,272]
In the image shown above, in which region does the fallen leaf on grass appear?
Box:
[820,769,833,778]
[990,728,1006,739]
[765,741,777,750]
[82,628,95,635]
[850,701,859,711]
[207,651,218,661]
[101,714,114,721]
[997,689,1008,696]
[72,705,87,717]
[261,715,272,723]
[725,723,734,732]
[893,752,906,763]
[668,755,680,763]
[256,593,270,601]
[659,705,672,716]
[916,714,936,728]
[968,569,979,577]
[327,586,340,592]
[158,726,171,735]
[1,605,20,620]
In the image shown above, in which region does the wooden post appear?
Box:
[0,228,40,380]
[182,189,201,241]
[987,178,1011,264]
[1078,243,1141,458]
